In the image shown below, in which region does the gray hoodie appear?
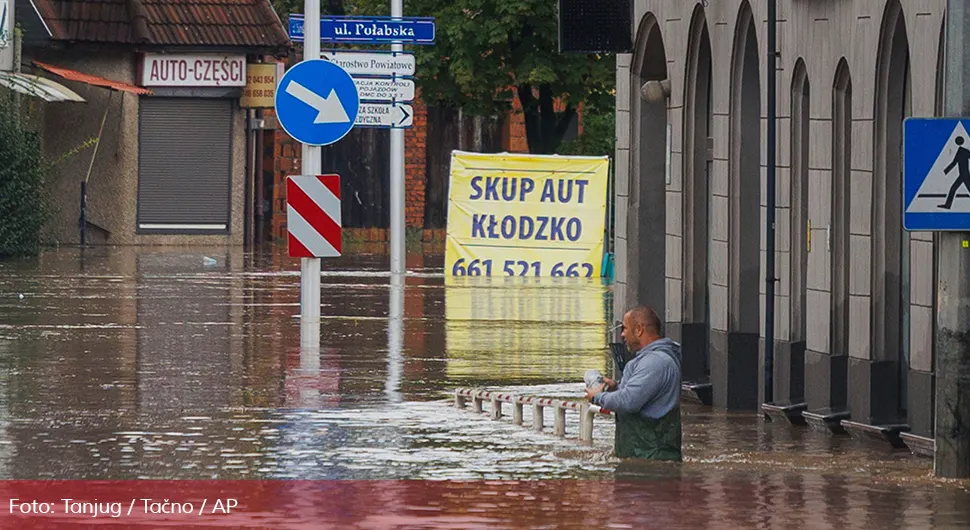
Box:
[592,338,682,419]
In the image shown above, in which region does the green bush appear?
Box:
[0,94,52,258]
[557,103,616,158]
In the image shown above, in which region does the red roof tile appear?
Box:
[31,0,290,49]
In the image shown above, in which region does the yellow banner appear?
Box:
[444,151,609,281]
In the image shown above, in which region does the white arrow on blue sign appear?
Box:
[275,59,360,147]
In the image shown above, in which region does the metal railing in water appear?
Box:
[453,388,613,445]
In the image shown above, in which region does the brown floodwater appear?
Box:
[0,245,967,528]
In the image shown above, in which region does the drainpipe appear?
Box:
[244,107,254,249]
[764,0,778,404]
[79,180,86,246]
[255,108,265,245]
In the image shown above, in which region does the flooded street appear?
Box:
[1,245,969,527]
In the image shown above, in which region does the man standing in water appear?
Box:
[586,306,682,461]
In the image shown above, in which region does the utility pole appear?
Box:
[300,0,322,347]
[763,0,778,404]
[389,0,406,276]
[11,26,22,115]
[935,0,970,478]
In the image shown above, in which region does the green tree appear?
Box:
[344,0,615,154]
[273,0,347,16]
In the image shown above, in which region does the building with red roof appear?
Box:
[5,0,290,245]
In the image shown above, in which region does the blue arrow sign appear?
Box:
[275,59,360,147]
[904,117,970,231]
[289,15,435,45]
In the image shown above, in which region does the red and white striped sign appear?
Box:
[286,175,342,258]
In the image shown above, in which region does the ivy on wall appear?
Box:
[0,94,53,258]
[0,94,95,257]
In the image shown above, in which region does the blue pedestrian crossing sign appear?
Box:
[275,59,360,147]
[904,117,970,231]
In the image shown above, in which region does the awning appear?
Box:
[33,61,153,95]
[0,71,86,102]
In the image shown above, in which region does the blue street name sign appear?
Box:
[904,117,970,231]
[288,15,436,45]
[274,59,360,147]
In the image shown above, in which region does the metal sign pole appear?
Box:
[389,0,406,276]
[936,0,970,478]
[301,0,322,345]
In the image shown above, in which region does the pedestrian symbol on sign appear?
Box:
[938,136,970,210]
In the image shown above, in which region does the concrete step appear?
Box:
[842,419,910,450]
[900,432,934,458]
[681,381,713,406]
[762,400,808,426]
[802,407,851,435]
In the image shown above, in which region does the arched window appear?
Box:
[832,59,851,357]
[728,1,761,335]
[872,0,911,420]
[682,6,714,383]
[790,60,810,342]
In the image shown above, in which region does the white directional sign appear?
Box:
[355,102,413,129]
[354,77,415,102]
[320,50,415,77]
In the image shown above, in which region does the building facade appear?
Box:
[11,0,289,246]
[615,0,944,441]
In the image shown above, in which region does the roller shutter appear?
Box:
[137,98,233,232]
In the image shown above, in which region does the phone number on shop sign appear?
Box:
[451,259,594,277]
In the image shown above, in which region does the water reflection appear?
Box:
[386,273,404,404]
[444,276,610,385]
[0,246,968,524]
[297,315,321,410]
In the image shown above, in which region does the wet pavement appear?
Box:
[0,245,969,527]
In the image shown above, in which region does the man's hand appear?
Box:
[603,377,617,391]
[585,383,606,401]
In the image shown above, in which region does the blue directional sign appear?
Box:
[289,15,436,45]
[274,59,360,147]
[904,117,970,231]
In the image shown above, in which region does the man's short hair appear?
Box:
[628,306,662,336]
